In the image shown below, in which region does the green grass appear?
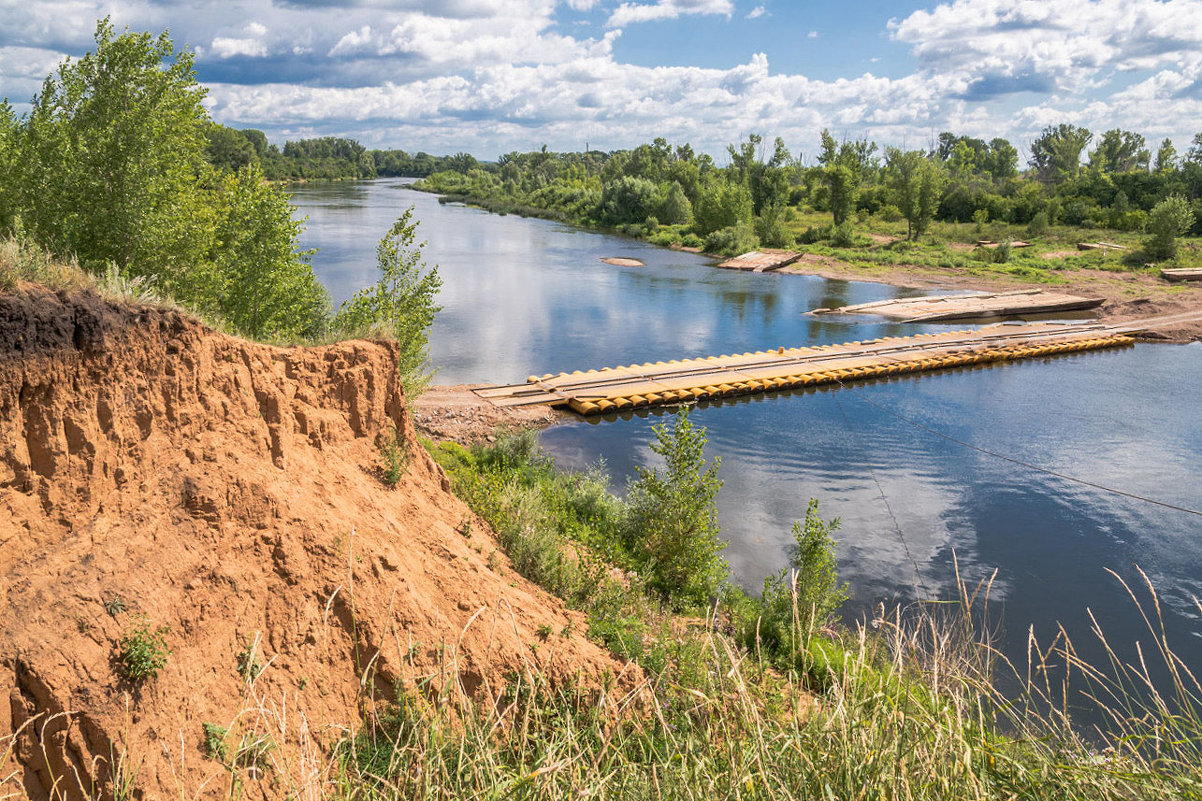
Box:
[331,576,1202,800]
[407,431,1202,800]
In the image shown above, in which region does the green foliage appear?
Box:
[204,164,328,340]
[1145,195,1195,259]
[1155,138,1178,173]
[877,203,903,222]
[379,423,410,487]
[702,222,758,256]
[600,175,659,225]
[202,723,229,762]
[3,19,330,343]
[1030,123,1093,183]
[16,19,211,276]
[829,220,856,248]
[1089,128,1150,174]
[118,617,171,681]
[0,102,17,231]
[885,148,948,240]
[236,638,264,684]
[818,130,876,226]
[622,407,727,610]
[429,432,624,607]
[1026,210,1050,238]
[692,176,753,236]
[750,499,847,668]
[234,732,275,772]
[657,181,692,225]
[204,123,257,172]
[332,207,443,395]
[753,202,793,247]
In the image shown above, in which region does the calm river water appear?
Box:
[293,178,1202,695]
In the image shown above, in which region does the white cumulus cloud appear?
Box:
[607,0,733,28]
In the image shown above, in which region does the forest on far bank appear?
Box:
[204,96,1202,266]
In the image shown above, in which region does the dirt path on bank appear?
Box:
[412,383,569,445]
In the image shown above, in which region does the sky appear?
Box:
[3,0,1202,163]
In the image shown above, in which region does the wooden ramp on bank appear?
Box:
[1162,268,1202,282]
[716,250,801,272]
[810,290,1104,322]
[473,317,1202,415]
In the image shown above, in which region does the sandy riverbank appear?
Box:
[411,383,569,445]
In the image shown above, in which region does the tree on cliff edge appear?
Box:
[6,18,328,341]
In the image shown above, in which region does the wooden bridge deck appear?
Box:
[472,313,1201,416]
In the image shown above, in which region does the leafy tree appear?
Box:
[1089,128,1150,174]
[600,175,659,225]
[1187,133,1202,166]
[692,176,753,236]
[986,138,1019,180]
[1144,195,1195,260]
[728,133,791,215]
[1155,138,1178,173]
[884,148,947,240]
[622,407,728,610]
[205,123,258,172]
[238,128,270,159]
[817,129,872,226]
[658,181,693,225]
[1029,123,1092,183]
[758,498,847,656]
[703,221,759,256]
[206,165,328,340]
[0,101,16,230]
[16,18,211,276]
[333,206,443,395]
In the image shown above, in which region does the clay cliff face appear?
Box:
[0,287,624,800]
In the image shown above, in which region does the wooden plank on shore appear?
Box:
[716,249,802,272]
[810,290,1103,322]
[1161,267,1202,282]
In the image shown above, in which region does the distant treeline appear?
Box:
[204,125,480,181]
[409,128,1202,256]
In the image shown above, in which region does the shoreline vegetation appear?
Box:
[3,17,1202,800]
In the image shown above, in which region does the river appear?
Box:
[292,178,1202,702]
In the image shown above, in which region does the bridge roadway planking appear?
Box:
[471,317,1188,416]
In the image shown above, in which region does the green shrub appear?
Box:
[621,407,728,610]
[798,224,832,245]
[379,423,410,487]
[1026,210,1050,238]
[830,220,856,248]
[119,617,171,681]
[202,723,229,762]
[1144,195,1195,260]
[746,499,846,670]
[332,208,443,396]
[702,222,759,256]
[877,204,903,223]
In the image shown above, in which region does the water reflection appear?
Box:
[292,179,1202,697]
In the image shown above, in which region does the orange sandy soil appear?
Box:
[776,253,1202,343]
[0,286,634,801]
